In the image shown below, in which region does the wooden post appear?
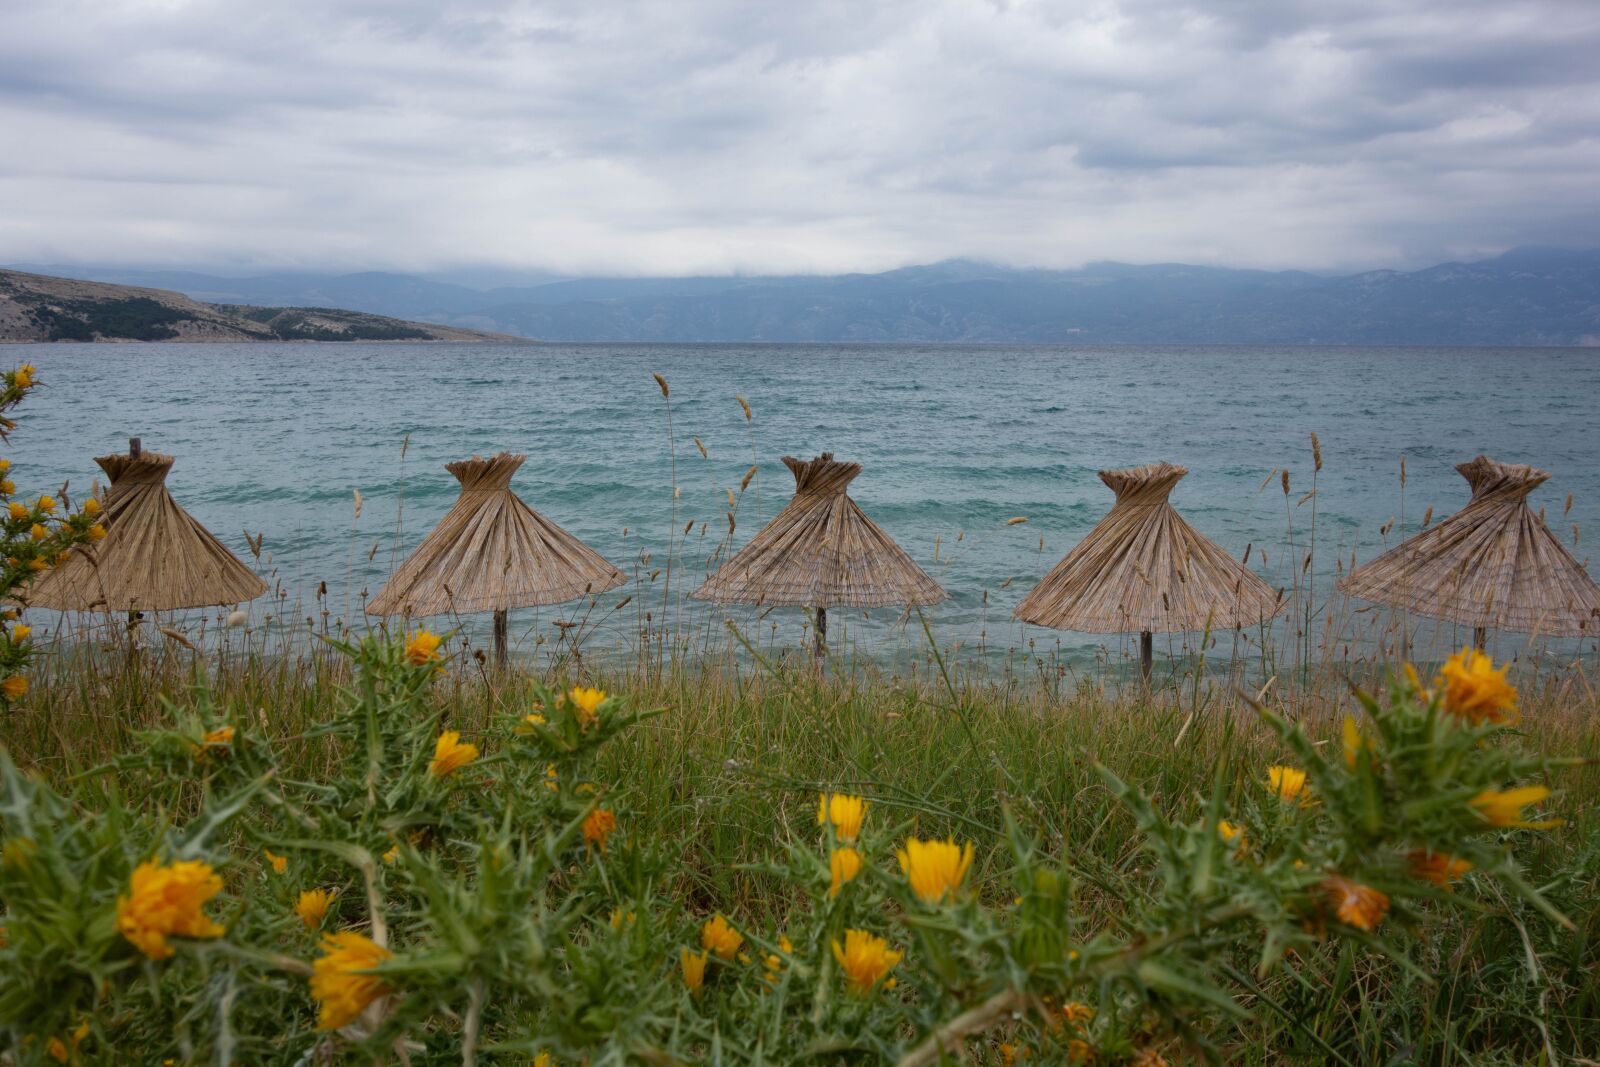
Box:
[1472,626,1487,652]
[814,606,827,660]
[1140,630,1153,683]
[492,608,508,669]
[129,437,141,458]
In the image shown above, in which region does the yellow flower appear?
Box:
[296,888,335,929]
[1471,785,1562,829]
[701,913,743,959]
[382,844,400,864]
[680,947,708,996]
[27,558,47,572]
[513,710,547,735]
[830,929,901,993]
[1061,1000,1095,1025]
[0,479,12,495]
[29,523,46,541]
[763,934,793,983]
[1130,1050,1167,1067]
[1,675,27,700]
[13,365,34,389]
[1267,766,1310,804]
[568,686,606,726]
[37,496,55,513]
[264,850,288,874]
[11,624,30,642]
[1409,850,1473,888]
[46,1037,68,1063]
[544,762,559,792]
[1216,821,1247,850]
[0,458,9,472]
[817,792,868,841]
[403,628,442,665]
[204,725,235,747]
[1436,647,1519,725]
[608,907,636,930]
[87,523,107,542]
[534,1054,552,1067]
[7,501,26,519]
[583,807,617,852]
[82,496,100,516]
[1321,874,1389,932]
[116,859,226,959]
[999,1042,1029,1064]
[310,930,393,1030]
[428,730,479,777]
[896,836,973,904]
[1066,1038,1096,1064]
[829,846,864,897]
[1342,715,1367,769]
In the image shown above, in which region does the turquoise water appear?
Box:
[7,342,1599,667]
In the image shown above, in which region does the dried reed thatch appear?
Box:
[1339,455,1600,636]
[1014,462,1284,634]
[692,453,946,610]
[366,452,623,618]
[27,450,267,612]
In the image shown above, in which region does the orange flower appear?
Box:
[1267,766,1311,804]
[295,888,335,929]
[1061,1000,1095,1026]
[403,629,443,666]
[1471,785,1562,829]
[817,792,868,841]
[428,731,479,777]
[829,846,864,897]
[310,930,392,1030]
[1408,850,1472,888]
[87,523,107,542]
[896,837,973,904]
[568,686,606,726]
[1436,647,1519,725]
[680,947,708,996]
[831,929,901,993]
[116,859,226,959]
[1321,874,1389,932]
[701,913,744,960]
[0,676,27,700]
[264,849,288,875]
[582,807,617,852]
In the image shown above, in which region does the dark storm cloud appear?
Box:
[0,0,1596,273]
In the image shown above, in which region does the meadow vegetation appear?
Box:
[0,367,1597,1065]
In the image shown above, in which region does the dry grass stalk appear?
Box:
[366,452,623,617]
[1013,462,1285,633]
[1339,455,1600,636]
[690,453,946,608]
[26,450,266,611]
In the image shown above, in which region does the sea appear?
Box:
[6,341,1598,673]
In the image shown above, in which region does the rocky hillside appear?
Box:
[0,269,519,342]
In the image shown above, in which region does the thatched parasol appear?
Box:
[27,440,267,613]
[691,453,946,656]
[1014,462,1284,679]
[366,452,624,664]
[1339,455,1600,645]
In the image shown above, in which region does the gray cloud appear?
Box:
[1,0,1596,274]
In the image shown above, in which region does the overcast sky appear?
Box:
[3,0,1597,276]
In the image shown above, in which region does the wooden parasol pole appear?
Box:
[814,606,827,660]
[1472,626,1487,652]
[492,608,509,669]
[1139,630,1153,683]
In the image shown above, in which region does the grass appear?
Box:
[5,627,1598,1062]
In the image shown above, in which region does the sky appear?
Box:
[2,0,1598,276]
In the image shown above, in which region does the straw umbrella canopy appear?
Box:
[1014,462,1284,679]
[27,444,266,614]
[691,453,947,656]
[1339,455,1600,644]
[366,452,624,664]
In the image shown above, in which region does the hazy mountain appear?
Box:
[9,248,1598,345]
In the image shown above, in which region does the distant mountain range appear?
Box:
[0,269,515,343]
[8,247,1600,345]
